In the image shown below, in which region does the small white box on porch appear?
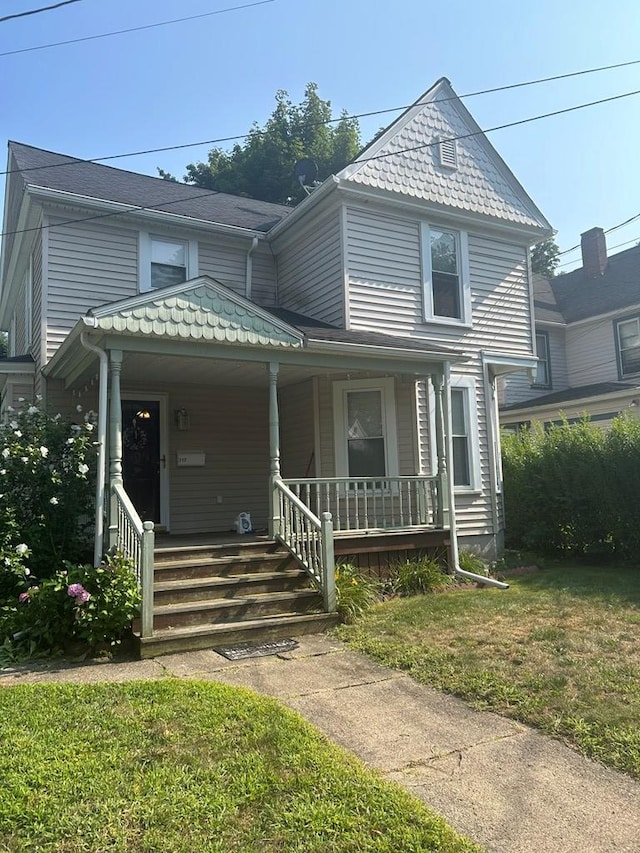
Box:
[176,451,206,467]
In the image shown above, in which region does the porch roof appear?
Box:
[45,276,467,383]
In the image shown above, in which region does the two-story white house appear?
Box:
[500,228,640,430]
[0,78,552,654]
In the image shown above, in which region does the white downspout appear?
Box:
[443,362,508,590]
[80,331,108,567]
[245,236,259,299]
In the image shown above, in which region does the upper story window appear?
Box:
[616,317,640,377]
[532,331,551,388]
[139,232,198,293]
[420,224,471,326]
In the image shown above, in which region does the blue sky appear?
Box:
[2,0,640,270]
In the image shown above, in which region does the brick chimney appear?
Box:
[581,227,607,277]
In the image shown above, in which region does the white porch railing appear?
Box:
[111,483,155,639]
[283,476,439,533]
[273,477,336,612]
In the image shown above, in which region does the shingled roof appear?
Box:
[8,141,292,232]
[546,242,640,324]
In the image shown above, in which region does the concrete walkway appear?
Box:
[1,635,639,853]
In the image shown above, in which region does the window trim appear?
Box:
[139,232,198,293]
[531,330,552,388]
[614,315,640,379]
[428,375,481,493]
[420,223,471,327]
[332,377,399,478]
[24,257,33,352]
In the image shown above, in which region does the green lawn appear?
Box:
[0,680,480,853]
[337,563,640,778]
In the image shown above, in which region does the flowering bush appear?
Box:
[0,400,97,578]
[3,553,140,653]
[334,563,379,623]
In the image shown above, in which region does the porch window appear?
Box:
[532,331,551,388]
[333,377,398,478]
[449,378,480,491]
[616,317,640,377]
[138,232,198,292]
[421,224,471,325]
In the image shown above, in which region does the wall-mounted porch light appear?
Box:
[175,408,190,430]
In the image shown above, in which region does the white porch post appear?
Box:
[107,349,123,549]
[431,370,450,529]
[268,361,281,538]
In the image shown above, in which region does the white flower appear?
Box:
[20,457,28,463]
[50,496,59,505]
[9,421,17,430]
[27,406,38,415]
[6,406,14,413]
[0,469,5,475]
[76,404,83,412]
[78,463,89,475]
[39,446,49,458]
[66,437,75,445]
[15,543,29,555]
[84,423,94,432]
[18,397,24,403]
[1,449,9,459]
[24,567,30,576]
[4,557,10,566]
[35,395,42,402]
[0,494,4,499]
[14,430,22,438]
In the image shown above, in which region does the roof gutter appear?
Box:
[305,337,468,364]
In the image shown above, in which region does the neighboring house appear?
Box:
[0,78,552,651]
[500,228,640,430]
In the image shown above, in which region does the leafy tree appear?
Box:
[159,83,360,206]
[531,238,560,278]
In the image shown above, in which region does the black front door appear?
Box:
[122,400,161,523]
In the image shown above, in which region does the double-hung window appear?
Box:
[429,376,480,492]
[421,224,471,325]
[532,331,551,388]
[139,233,198,292]
[616,317,640,378]
[333,378,398,479]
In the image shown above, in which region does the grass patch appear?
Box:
[0,679,480,853]
[337,563,640,778]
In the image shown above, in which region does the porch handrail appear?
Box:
[111,482,154,639]
[283,475,438,533]
[273,476,336,612]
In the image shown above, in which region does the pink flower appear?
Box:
[67,583,91,604]
[18,591,29,604]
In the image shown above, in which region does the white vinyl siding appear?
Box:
[167,385,270,534]
[500,326,568,407]
[46,216,138,358]
[279,380,315,478]
[277,212,344,326]
[197,239,277,306]
[566,320,618,387]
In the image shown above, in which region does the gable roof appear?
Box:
[8,141,292,233]
[546,242,640,324]
[337,78,552,234]
[532,274,565,324]
[501,381,640,413]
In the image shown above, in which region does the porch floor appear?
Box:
[154,532,273,551]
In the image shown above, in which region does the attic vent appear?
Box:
[439,138,458,169]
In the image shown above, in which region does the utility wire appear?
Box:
[4,86,640,240]
[0,0,81,24]
[3,70,640,181]
[558,212,640,256]
[0,0,274,56]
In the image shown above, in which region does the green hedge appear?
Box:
[502,415,640,559]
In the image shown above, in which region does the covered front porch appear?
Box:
[44,277,474,644]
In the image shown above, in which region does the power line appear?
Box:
[556,234,640,269]
[3,86,640,240]
[0,0,275,57]
[0,0,81,24]
[557,212,640,257]
[3,61,640,181]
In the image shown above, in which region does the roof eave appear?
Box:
[305,336,468,364]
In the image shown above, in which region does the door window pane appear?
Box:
[346,390,386,477]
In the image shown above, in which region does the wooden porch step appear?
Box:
[153,538,279,564]
[152,589,323,630]
[153,569,310,605]
[138,612,339,658]
[153,552,295,581]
